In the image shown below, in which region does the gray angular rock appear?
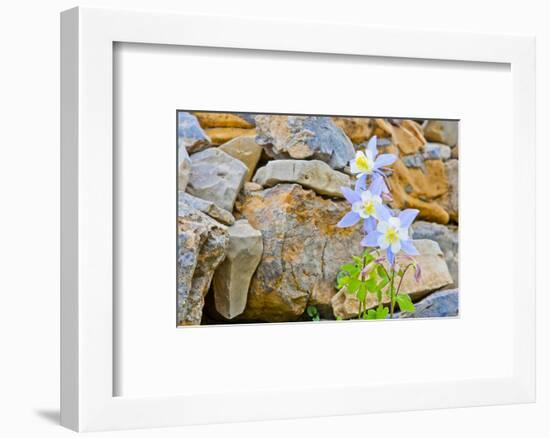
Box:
[423,120,458,147]
[423,142,452,161]
[253,160,351,198]
[398,289,459,318]
[255,115,355,169]
[212,220,263,319]
[178,142,192,191]
[186,148,248,212]
[412,220,458,287]
[178,191,235,225]
[235,184,365,322]
[178,111,211,154]
[177,204,229,325]
[400,143,451,170]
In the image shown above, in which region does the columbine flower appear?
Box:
[361,208,420,265]
[337,177,391,232]
[350,136,397,190]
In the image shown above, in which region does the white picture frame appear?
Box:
[60,6,536,432]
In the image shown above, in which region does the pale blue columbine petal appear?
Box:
[387,247,395,266]
[336,211,361,228]
[398,209,420,228]
[373,170,390,193]
[367,136,378,157]
[401,239,420,256]
[341,186,361,204]
[363,216,376,233]
[368,174,385,196]
[361,231,381,247]
[355,173,367,191]
[375,203,391,222]
[374,153,397,169]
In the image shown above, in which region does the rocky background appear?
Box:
[177,112,459,325]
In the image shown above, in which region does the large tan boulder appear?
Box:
[235,183,364,322]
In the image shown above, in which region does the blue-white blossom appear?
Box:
[350,136,397,191]
[337,176,391,232]
[361,208,420,265]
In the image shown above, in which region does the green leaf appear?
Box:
[365,309,378,320]
[364,277,378,291]
[357,284,367,302]
[375,305,389,319]
[306,305,318,318]
[395,294,415,312]
[340,263,356,273]
[347,278,361,294]
[352,256,363,265]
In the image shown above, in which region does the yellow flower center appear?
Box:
[363,201,375,216]
[385,227,399,244]
[356,154,373,172]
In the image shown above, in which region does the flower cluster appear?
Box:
[337,136,420,266]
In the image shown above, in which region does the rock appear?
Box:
[178,191,235,225]
[332,117,373,144]
[331,239,453,319]
[178,143,191,191]
[212,220,263,319]
[255,115,355,169]
[219,136,263,182]
[235,184,364,322]
[331,287,361,320]
[391,120,427,155]
[252,160,351,198]
[401,154,425,169]
[386,145,450,224]
[398,289,459,318]
[186,148,248,212]
[178,112,211,154]
[205,127,256,145]
[400,143,451,169]
[193,112,255,129]
[371,118,394,138]
[177,204,229,325]
[423,120,458,147]
[451,145,459,159]
[438,159,459,222]
[390,239,453,298]
[423,142,452,161]
[445,160,459,223]
[243,182,263,193]
[412,221,458,287]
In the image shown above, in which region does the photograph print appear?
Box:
[177,112,458,326]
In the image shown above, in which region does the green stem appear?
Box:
[389,268,395,319]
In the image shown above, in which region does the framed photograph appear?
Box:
[61,7,536,432]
